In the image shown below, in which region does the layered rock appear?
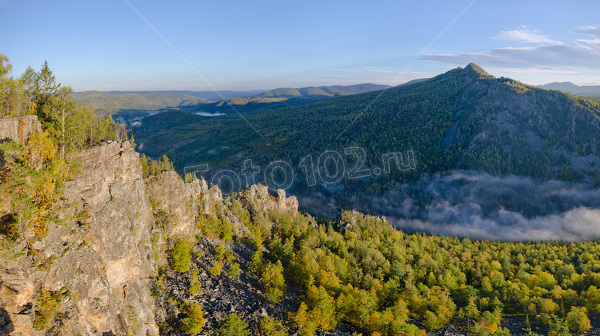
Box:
[241,184,298,215]
[0,141,159,335]
[0,116,42,144]
[0,137,302,335]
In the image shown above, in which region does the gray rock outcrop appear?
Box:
[0,116,42,144]
[1,140,160,335]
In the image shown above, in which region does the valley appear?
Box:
[130,64,600,239]
[2,56,600,336]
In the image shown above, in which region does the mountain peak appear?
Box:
[464,63,491,77]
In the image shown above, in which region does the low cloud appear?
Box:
[383,172,600,241]
[296,171,600,242]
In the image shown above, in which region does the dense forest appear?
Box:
[132,64,600,221]
[157,185,600,335]
[73,90,212,117]
[134,65,600,185]
[3,55,600,335]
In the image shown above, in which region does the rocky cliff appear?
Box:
[0,116,42,144]
[1,140,159,335]
[0,138,299,335]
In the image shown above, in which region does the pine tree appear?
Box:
[140,154,150,178]
[218,313,249,336]
[20,66,37,112]
[180,302,206,334]
[260,316,286,336]
[34,60,60,123]
[263,261,286,304]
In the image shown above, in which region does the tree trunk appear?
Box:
[61,107,66,158]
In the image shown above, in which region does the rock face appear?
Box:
[0,137,302,335]
[146,170,205,240]
[0,141,160,335]
[241,184,298,215]
[0,116,42,144]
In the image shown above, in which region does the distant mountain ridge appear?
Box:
[538,81,600,98]
[76,85,390,117]
[132,64,600,224]
[257,83,389,98]
[134,63,600,187]
[73,91,212,117]
[101,90,265,101]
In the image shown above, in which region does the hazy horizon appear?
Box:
[1,0,599,91]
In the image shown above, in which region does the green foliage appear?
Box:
[565,306,591,335]
[72,90,211,117]
[210,260,224,277]
[249,250,263,275]
[262,261,286,304]
[0,54,26,117]
[215,243,227,261]
[214,201,600,335]
[259,316,286,336]
[0,134,68,239]
[34,289,62,330]
[184,172,196,183]
[290,302,318,336]
[548,316,570,336]
[189,265,201,294]
[179,301,206,334]
[218,313,249,336]
[556,163,584,181]
[523,314,531,332]
[169,238,192,272]
[145,154,174,177]
[140,154,150,178]
[228,262,241,281]
[196,213,234,240]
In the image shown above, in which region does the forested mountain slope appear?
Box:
[73,91,212,117]
[134,65,600,191]
[257,83,390,98]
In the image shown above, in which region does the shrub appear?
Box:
[34,289,62,330]
[218,313,249,336]
[263,261,285,304]
[210,260,224,277]
[180,302,206,334]
[228,262,241,281]
[260,316,286,336]
[170,238,192,272]
[189,265,201,294]
[566,307,591,335]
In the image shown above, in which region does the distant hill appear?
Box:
[192,84,390,114]
[102,90,265,101]
[134,64,600,220]
[538,82,600,98]
[401,78,430,86]
[73,91,212,117]
[257,83,389,98]
[135,64,600,182]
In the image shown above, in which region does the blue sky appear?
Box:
[1,0,599,91]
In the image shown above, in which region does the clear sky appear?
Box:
[1,0,599,91]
